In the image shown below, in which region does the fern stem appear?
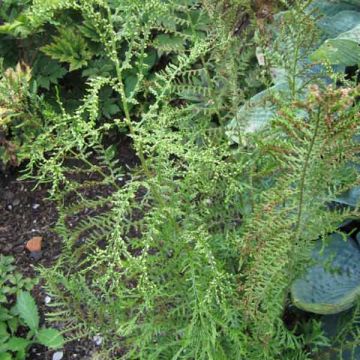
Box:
[293,106,322,247]
[104,6,179,232]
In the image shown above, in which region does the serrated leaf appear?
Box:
[0,323,9,342]
[0,307,11,322]
[7,318,19,335]
[5,337,30,352]
[291,233,360,314]
[16,291,39,331]
[36,328,64,349]
[153,34,185,53]
[41,28,93,72]
[0,14,33,38]
[33,56,67,90]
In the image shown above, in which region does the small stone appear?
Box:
[53,351,64,360]
[12,198,20,207]
[30,251,42,262]
[32,203,40,210]
[45,296,52,304]
[93,335,103,346]
[26,236,42,252]
[6,204,12,211]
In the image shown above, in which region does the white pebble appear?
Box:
[93,335,103,346]
[33,203,40,210]
[53,351,64,360]
[45,296,52,304]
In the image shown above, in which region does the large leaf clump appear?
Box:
[292,233,360,315]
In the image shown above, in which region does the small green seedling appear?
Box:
[0,256,64,360]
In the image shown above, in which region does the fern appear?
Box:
[7,0,360,359]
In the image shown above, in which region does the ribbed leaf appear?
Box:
[317,10,360,38]
[292,234,360,314]
[336,186,360,207]
[36,328,64,349]
[310,38,360,66]
[16,291,39,331]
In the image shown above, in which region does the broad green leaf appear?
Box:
[0,323,9,342]
[338,23,360,41]
[0,14,33,38]
[317,10,360,38]
[33,56,67,90]
[36,328,64,349]
[0,352,12,360]
[16,291,39,331]
[310,38,360,66]
[311,15,360,66]
[335,186,360,207]
[342,0,360,5]
[292,233,360,314]
[309,0,359,16]
[5,337,30,352]
[226,81,292,142]
[0,307,11,322]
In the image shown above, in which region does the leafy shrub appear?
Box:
[0,61,43,167]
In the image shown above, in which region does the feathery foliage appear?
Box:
[0,0,359,359]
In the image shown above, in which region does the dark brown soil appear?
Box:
[0,135,139,360]
[0,170,98,359]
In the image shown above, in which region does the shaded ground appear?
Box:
[0,135,138,359]
[0,170,97,359]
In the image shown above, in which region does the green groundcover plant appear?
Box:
[0,256,64,360]
[0,0,359,359]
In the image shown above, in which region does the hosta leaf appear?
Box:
[16,291,39,331]
[311,14,360,67]
[226,82,291,142]
[291,233,360,314]
[310,38,360,66]
[321,311,360,360]
[343,0,360,5]
[338,23,360,42]
[309,0,359,16]
[317,10,360,38]
[335,186,360,207]
[36,328,64,349]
